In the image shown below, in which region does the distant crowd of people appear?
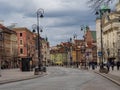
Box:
[88,60,120,71]
[106,60,120,71]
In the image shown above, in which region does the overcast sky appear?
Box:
[0,0,117,46]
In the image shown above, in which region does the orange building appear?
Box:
[72,39,84,67]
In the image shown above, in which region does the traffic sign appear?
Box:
[98,51,102,56]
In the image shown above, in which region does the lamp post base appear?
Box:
[99,67,109,74]
[34,67,39,75]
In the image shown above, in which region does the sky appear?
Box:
[0,0,118,46]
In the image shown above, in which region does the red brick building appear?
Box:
[85,29,97,63]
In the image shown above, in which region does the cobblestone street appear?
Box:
[0,67,119,90]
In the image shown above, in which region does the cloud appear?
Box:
[0,0,116,46]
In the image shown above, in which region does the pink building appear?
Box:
[13,27,36,71]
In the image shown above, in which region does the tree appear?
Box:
[87,0,114,12]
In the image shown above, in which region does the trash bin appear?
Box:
[42,66,46,72]
[34,67,39,75]
[39,67,43,72]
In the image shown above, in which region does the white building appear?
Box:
[96,1,120,63]
[103,2,120,62]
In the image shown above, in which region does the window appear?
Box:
[20,40,23,45]
[0,33,2,40]
[20,48,23,54]
[20,33,22,37]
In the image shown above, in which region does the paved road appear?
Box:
[0,67,119,90]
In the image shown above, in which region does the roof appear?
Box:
[0,24,16,34]
[13,27,33,34]
[0,24,9,30]
[100,5,110,10]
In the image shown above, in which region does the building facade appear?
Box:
[0,24,18,69]
[96,1,120,63]
[41,38,50,66]
[13,27,36,70]
[102,2,120,62]
[50,46,65,65]
[85,29,97,64]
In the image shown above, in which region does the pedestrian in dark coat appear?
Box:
[106,62,110,71]
[92,62,95,70]
[111,61,115,70]
[116,61,120,70]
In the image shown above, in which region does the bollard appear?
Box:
[99,67,109,74]
[43,66,46,72]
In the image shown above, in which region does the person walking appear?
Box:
[92,62,95,70]
[106,62,110,71]
[111,60,115,70]
[88,62,91,69]
[116,61,120,70]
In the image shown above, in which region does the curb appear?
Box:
[94,71,120,86]
[0,73,47,85]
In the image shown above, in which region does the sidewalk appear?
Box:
[0,69,46,85]
[0,67,119,85]
[93,66,120,86]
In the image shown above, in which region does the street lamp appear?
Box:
[32,8,44,72]
[73,34,79,68]
[107,48,110,59]
[66,38,73,67]
[69,37,72,67]
[64,45,68,67]
[95,5,111,71]
[0,32,3,77]
[80,25,88,69]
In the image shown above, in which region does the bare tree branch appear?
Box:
[87,0,113,12]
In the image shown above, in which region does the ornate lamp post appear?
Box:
[80,25,88,69]
[73,34,79,68]
[69,37,72,67]
[0,32,3,77]
[32,8,44,72]
[95,5,111,72]
[107,48,110,60]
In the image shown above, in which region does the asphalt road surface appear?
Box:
[0,67,119,90]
